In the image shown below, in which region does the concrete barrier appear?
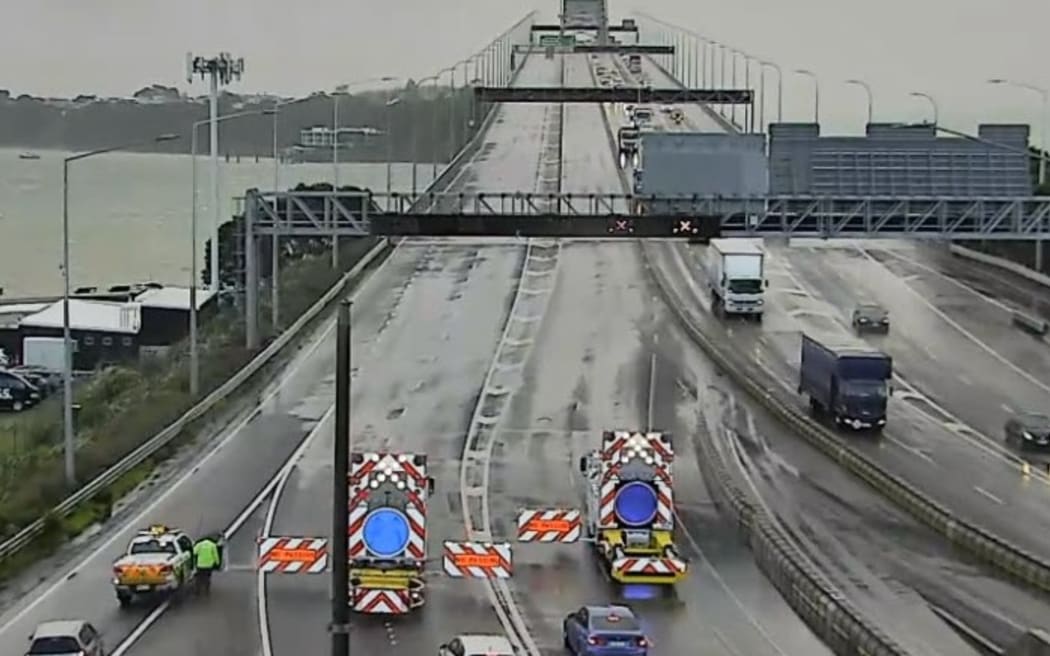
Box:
[950,244,1050,289]
[643,243,908,656]
[589,54,909,655]
[1012,310,1048,336]
[644,242,1050,603]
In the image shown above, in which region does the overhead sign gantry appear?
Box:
[473,86,752,105]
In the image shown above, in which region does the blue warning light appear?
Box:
[614,481,658,526]
[362,508,410,558]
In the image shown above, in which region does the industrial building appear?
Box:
[768,122,1032,196]
[0,285,216,370]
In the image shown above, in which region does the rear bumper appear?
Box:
[609,556,687,585]
[114,580,178,594]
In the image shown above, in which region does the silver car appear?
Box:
[26,620,105,656]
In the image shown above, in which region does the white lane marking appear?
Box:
[257,404,336,656]
[856,247,1050,396]
[876,247,1014,314]
[647,353,657,431]
[888,438,937,466]
[974,486,1005,506]
[0,242,400,637]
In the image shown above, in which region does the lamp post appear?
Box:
[268,96,310,329]
[62,134,180,487]
[909,91,939,126]
[190,110,271,398]
[432,66,456,181]
[761,60,784,124]
[415,75,439,196]
[385,96,402,206]
[845,79,873,126]
[795,69,819,123]
[187,53,245,292]
[718,44,727,117]
[989,79,1049,186]
[730,49,740,126]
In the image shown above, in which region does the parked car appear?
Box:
[25,619,105,655]
[852,302,890,334]
[0,369,41,412]
[11,365,62,394]
[1005,412,1050,451]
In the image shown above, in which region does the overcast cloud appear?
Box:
[2,0,1047,140]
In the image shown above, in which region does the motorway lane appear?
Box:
[562,55,623,194]
[649,241,1050,649]
[750,241,1050,558]
[0,243,422,656]
[492,241,830,655]
[264,243,527,656]
[457,54,563,194]
[636,56,729,132]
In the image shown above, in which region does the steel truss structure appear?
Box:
[473,86,752,105]
[574,45,674,54]
[530,24,638,32]
[242,190,1050,240]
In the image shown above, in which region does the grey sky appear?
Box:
[4,0,1049,141]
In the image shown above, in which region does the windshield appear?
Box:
[728,279,762,294]
[130,538,176,555]
[841,381,888,399]
[1021,414,1050,430]
[28,637,81,654]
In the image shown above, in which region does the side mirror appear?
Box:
[764,279,770,289]
[427,476,436,494]
[578,457,587,473]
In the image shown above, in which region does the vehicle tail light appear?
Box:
[113,566,124,577]
[587,636,606,646]
[159,565,172,575]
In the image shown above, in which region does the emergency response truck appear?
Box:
[112,525,196,607]
[348,451,435,614]
[579,431,687,586]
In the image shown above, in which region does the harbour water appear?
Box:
[0,148,435,297]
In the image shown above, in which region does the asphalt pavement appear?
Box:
[0,243,427,656]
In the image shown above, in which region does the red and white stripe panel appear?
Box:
[442,541,513,578]
[517,509,582,543]
[352,588,410,614]
[348,451,428,562]
[257,537,328,574]
[611,555,687,577]
[597,431,675,530]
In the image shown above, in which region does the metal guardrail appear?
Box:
[645,243,1050,598]
[0,26,536,567]
[1011,310,1048,336]
[592,53,906,654]
[643,243,908,656]
[0,240,391,563]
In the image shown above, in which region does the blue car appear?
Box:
[562,605,649,655]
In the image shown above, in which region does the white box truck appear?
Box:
[705,239,767,319]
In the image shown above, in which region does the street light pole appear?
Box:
[989,79,1049,186]
[845,79,873,126]
[909,91,939,126]
[187,53,244,292]
[386,96,401,207]
[795,69,819,123]
[63,134,179,486]
[762,60,784,124]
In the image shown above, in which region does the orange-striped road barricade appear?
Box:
[442,541,512,578]
[516,508,582,543]
[257,536,328,574]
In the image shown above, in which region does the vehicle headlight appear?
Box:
[755,299,763,305]
[1023,431,1034,440]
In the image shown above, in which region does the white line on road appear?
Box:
[0,243,399,638]
[877,247,1015,314]
[973,486,1006,506]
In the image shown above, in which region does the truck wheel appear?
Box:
[117,593,132,609]
[808,398,821,418]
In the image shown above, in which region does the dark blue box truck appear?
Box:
[798,334,892,432]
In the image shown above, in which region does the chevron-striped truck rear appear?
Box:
[348,451,434,614]
[581,431,687,585]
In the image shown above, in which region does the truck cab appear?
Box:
[705,238,766,319]
[798,335,892,432]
